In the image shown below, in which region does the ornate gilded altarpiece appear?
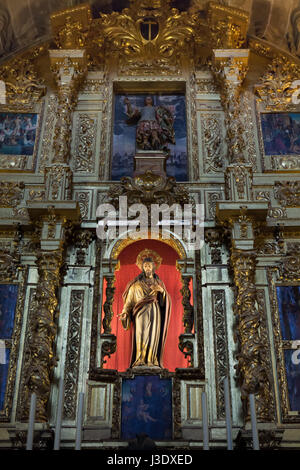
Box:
[0,0,300,450]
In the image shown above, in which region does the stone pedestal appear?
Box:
[133,150,168,177]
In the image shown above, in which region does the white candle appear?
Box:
[75,392,84,450]
[26,392,36,450]
[249,394,260,450]
[223,377,233,450]
[54,376,65,450]
[201,391,209,450]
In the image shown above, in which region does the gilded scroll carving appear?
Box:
[178,335,194,368]
[180,276,194,334]
[0,47,46,108]
[201,113,225,173]
[102,276,116,335]
[39,94,58,173]
[107,171,190,208]
[279,252,300,282]
[212,289,229,419]
[74,192,90,220]
[256,57,300,111]
[74,113,97,173]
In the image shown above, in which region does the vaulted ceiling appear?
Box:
[1,0,300,63]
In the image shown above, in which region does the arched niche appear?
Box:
[99,232,196,372]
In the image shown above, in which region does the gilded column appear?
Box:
[23,248,63,421]
[21,208,74,421]
[46,50,87,201]
[231,249,273,421]
[210,4,274,421]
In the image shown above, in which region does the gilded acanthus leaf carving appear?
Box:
[256,57,300,111]
[97,0,199,70]
[107,171,190,208]
[0,48,46,108]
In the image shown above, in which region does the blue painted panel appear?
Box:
[0,284,18,339]
[0,113,38,156]
[121,375,172,440]
[261,113,300,156]
[276,286,300,341]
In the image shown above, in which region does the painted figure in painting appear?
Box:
[119,250,171,368]
[124,96,175,151]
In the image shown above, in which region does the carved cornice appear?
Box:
[0,47,46,109]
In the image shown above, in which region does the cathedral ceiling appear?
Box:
[1,0,300,64]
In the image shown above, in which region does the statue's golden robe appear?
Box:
[121,275,171,368]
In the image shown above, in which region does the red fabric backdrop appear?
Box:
[102,239,190,371]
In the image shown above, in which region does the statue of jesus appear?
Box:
[118,252,171,369]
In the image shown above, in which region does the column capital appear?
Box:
[49,49,88,91]
[213,49,249,90]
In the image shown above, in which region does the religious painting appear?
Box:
[121,375,172,440]
[0,284,18,412]
[276,286,300,341]
[276,286,300,412]
[0,112,38,156]
[101,239,190,372]
[261,113,300,156]
[111,94,188,181]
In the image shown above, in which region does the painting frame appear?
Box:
[256,100,300,172]
[109,80,191,182]
[0,269,28,422]
[268,268,300,423]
